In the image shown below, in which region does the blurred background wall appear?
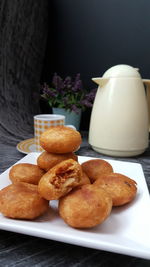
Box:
[41,0,150,130]
[0,0,49,139]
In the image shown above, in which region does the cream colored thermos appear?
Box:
[89,64,150,156]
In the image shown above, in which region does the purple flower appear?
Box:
[41,73,97,113]
[52,73,64,91]
[80,99,92,108]
[74,73,81,83]
[64,76,72,89]
[86,88,97,101]
[42,84,57,98]
[72,74,83,92]
[71,104,81,114]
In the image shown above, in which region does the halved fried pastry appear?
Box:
[38,159,82,200]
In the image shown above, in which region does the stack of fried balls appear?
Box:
[0,126,137,229]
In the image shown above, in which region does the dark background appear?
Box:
[42,0,150,84]
[42,0,150,129]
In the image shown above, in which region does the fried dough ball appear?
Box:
[81,159,113,183]
[59,184,112,229]
[37,151,78,171]
[0,183,49,219]
[77,171,91,187]
[40,126,82,153]
[38,159,82,200]
[94,173,137,206]
[9,163,45,185]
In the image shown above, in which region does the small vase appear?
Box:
[52,108,81,130]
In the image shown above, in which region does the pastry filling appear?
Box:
[52,169,77,189]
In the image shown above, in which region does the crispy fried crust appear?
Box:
[59,184,112,228]
[37,151,78,171]
[94,173,137,206]
[38,159,82,200]
[9,163,45,185]
[81,159,113,183]
[77,171,91,188]
[0,183,49,219]
[40,126,82,153]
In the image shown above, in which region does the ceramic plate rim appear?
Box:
[16,138,36,154]
[0,153,150,260]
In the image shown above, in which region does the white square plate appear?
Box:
[0,153,150,259]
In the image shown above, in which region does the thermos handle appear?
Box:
[143,79,150,131]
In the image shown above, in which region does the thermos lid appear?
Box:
[103,64,141,78]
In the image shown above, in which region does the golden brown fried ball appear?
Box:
[77,171,91,188]
[59,184,112,229]
[40,126,82,153]
[81,159,113,183]
[0,183,49,219]
[9,163,45,185]
[37,151,78,171]
[94,173,137,206]
[38,159,82,200]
